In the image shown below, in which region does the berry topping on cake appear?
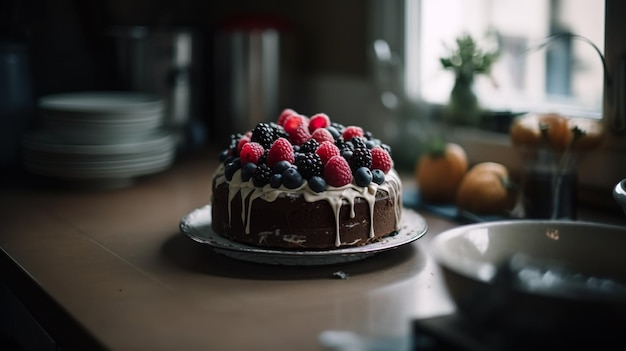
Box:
[342,126,364,141]
[323,155,352,187]
[348,143,372,171]
[252,163,272,187]
[299,138,320,154]
[308,176,327,193]
[311,128,335,144]
[251,123,276,149]
[267,137,295,167]
[316,141,340,165]
[282,167,304,189]
[354,167,373,187]
[288,122,312,146]
[308,113,331,132]
[278,108,298,126]
[217,109,394,190]
[370,146,392,174]
[239,142,264,165]
[294,152,323,180]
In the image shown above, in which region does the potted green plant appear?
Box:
[440,33,499,126]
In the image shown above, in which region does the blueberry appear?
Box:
[282,167,304,189]
[341,149,353,160]
[241,162,257,181]
[219,149,230,162]
[272,160,293,174]
[270,174,282,188]
[372,169,385,185]
[365,139,378,149]
[308,176,327,193]
[224,158,241,181]
[326,126,341,140]
[354,167,373,187]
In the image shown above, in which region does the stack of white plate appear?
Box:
[21,91,177,189]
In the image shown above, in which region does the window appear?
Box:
[371,0,626,194]
[405,0,605,118]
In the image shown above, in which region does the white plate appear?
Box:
[21,130,174,155]
[179,205,428,265]
[39,91,163,115]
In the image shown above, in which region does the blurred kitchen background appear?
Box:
[0,0,375,156]
[2,0,624,195]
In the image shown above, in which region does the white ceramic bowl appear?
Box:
[613,179,626,215]
[430,220,626,332]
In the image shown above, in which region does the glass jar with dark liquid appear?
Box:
[521,149,577,219]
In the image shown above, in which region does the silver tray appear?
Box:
[179,205,428,265]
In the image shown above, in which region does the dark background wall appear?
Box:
[3,0,369,95]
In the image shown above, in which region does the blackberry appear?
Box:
[251,123,275,149]
[294,152,323,179]
[351,136,367,149]
[258,149,269,165]
[348,146,372,171]
[300,138,320,154]
[226,133,243,157]
[228,133,243,150]
[270,122,290,140]
[334,137,352,152]
[252,163,272,187]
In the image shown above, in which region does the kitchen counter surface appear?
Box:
[0,150,459,351]
[2,150,624,350]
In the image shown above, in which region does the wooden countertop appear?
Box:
[0,151,461,351]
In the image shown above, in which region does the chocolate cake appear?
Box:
[211,109,402,250]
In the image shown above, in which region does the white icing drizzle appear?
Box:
[212,164,402,246]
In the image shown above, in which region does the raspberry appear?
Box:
[308,113,330,132]
[283,114,308,135]
[294,152,323,179]
[277,108,298,126]
[342,126,364,141]
[289,123,312,146]
[311,128,334,144]
[239,142,264,165]
[236,135,250,153]
[323,156,352,187]
[251,123,275,149]
[371,146,392,173]
[316,141,340,165]
[267,137,294,167]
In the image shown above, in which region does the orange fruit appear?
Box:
[415,142,468,203]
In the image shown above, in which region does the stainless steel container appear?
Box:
[108,26,200,132]
[214,18,291,136]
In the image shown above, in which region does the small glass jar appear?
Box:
[520,148,578,219]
